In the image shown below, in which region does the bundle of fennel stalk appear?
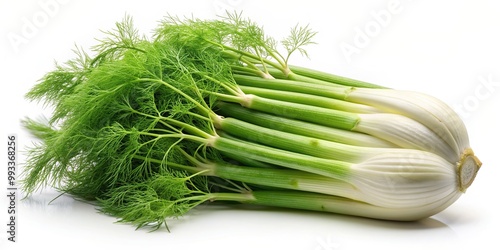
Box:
[22,13,482,230]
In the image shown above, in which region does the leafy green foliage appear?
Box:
[282,24,317,65]
[22,17,225,198]
[98,171,210,230]
[91,15,147,66]
[25,47,93,124]
[155,12,316,77]
[22,12,321,230]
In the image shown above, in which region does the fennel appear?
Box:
[22,13,481,230]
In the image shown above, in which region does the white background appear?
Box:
[1,0,499,249]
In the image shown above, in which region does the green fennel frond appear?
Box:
[25,46,93,124]
[281,24,317,65]
[98,171,210,230]
[21,15,233,199]
[155,12,318,79]
[91,15,147,65]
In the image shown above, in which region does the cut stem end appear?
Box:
[458,148,482,192]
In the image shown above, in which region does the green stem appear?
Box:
[159,117,213,139]
[136,78,215,120]
[133,153,358,201]
[231,65,267,78]
[217,132,278,169]
[200,74,242,96]
[219,117,366,162]
[186,111,212,122]
[203,91,243,104]
[212,136,351,180]
[287,71,345,87]
[239,85,379,114]
[210,192,256,203]
[209,190,415,221]
[210,162,356,197]
[134,148,354,197]
[257,67,288,79]
[208,80,362,132]
[132,155,200,173]
[288,65,385,89]
[246,190,371,217]
[127,108,213,139]
[216,43,284,72]
[234,74,349,100]
[216,102,395,148]
[265,49,287,73]
[247,95,359,131]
